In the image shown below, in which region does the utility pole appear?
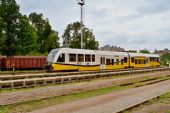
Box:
[77,0,85,49]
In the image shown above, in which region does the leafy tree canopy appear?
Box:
[16,15,38,55]
[0,0,20,56]
[62,21,99,50]
[0,1,60,56]
[29,12,60,54]
[139,49,150,54]
[160,53,170,66]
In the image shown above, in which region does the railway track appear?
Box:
[0,67,166,77]
[0,70,46,75]
[26,79,170,113]
[0,67,169,81]
[0,70,170,106]
[117,81,170,113]
[0,68,137,76]
[118,96,167,113]
[0,67,170,89]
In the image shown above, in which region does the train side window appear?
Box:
[85,54,91,62]
[139,59,141,64]
[106,59,111,65]
[131,57,134,63]
[121,59,124,65]
[92,55,95,62]
[69,54,76,62]
[135,59,138,64]
[57,54,65,62]
[124,57,127,63]
[144,59,146,64]
[150,57,152,62]
[112,59,114,65]
[78,54,84,62]
[116,59,119,65]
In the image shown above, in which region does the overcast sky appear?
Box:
[16,0,170,51]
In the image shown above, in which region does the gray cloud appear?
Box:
[138,0,170,15]
[16,0,170,51]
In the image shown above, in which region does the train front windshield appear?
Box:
[47,49,59,63]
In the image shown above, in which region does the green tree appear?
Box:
[40,20,60,53]
[0,17,5,54]
[139,49,150,54]
[0,0,20,56]
[62,21,99,50]
[29,12,44,52]
[29,12,45,40]
[127,50,137,53]
[47,30,60,52]
[16,15,38,55]
[160,53,170,66]
[29,12,60,54]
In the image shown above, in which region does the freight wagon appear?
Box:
[0,56,46,70]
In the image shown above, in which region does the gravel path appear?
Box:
[28,80,170,113]
[0,71,170,105]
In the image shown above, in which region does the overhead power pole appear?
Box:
[77,0,85,49]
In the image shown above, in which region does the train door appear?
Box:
[146,58,149,67]
[100,57,106,70]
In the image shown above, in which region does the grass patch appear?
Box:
[0,85,126,113]
[159,92,170,99]
[148,92,170,104]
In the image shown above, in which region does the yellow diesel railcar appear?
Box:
[45,48,160,72]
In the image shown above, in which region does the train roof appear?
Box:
[56,48,128,56]
[53,48,159,58]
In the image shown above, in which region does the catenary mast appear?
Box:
[77,0,85,49]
